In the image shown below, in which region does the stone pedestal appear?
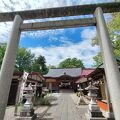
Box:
[16,107,36,120]
[86,106,106,120]
[16,114,37,120]
[85,83,104,120]
[77,96,86,105]
[87,102,104,120]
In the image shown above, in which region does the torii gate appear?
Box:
[0,2,120,120]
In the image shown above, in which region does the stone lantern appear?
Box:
[16,83,36,120]
[85,82,103,119]
[22,84,33,112]
[77,86,86,105]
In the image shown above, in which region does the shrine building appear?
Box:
[44,68,81,92]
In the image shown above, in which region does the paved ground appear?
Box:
[40,89,87,120]
[4,106,15,120]
[4,90,88,120]
[4,105,49,120]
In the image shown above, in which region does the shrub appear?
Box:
[33,97,51,106]
[76,92,80,97]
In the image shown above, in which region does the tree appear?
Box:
[92,8,120,67]
[32,55,48,75]
[48,64,56,69]
[0,44,35,72]
[0,43,6,68]
[92,52,102,67]
[0,44,48,74]
[58,58,84,68]
[16,47,34,72]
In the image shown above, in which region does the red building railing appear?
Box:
[96,99,109,112]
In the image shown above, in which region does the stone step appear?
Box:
[90,118,115,120]
[107,118,115,120]
[86,113,107,120]
[89,118,107,120]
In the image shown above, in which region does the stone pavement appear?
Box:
[4,106,15,120]
[41,89,88,120]
[4,105,49,120]
[4,90,88,120]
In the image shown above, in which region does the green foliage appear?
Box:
[76,92,80,97]
[16,47,34,72]
[108,13,120,32]
[58,58,84,68]
[0,43,6,68]
[92,11,120,67]
[48,64,56,69]
[32,55,48,75]
[34,97,51,106]
[92,52,102,67]
[15,101,24,115]
[113,40,120,58]
[0,44,48,74]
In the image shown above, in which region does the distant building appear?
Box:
[75,68,95,90]
[44,68,81,92]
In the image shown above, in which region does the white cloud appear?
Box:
[81,27,96,39]
[29,28,100,68]
[0,0,110,68]
[0,0,113,42]
[0,22,13,43]
[22,29,65,39]
[77,0,113,5]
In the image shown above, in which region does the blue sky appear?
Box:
[20,27,87,48]
[0,0,114,67]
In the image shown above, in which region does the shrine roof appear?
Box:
[80,68,95,77]
[44,68,81,78]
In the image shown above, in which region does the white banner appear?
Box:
[19,71,29,101]
[22,71,29,81]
